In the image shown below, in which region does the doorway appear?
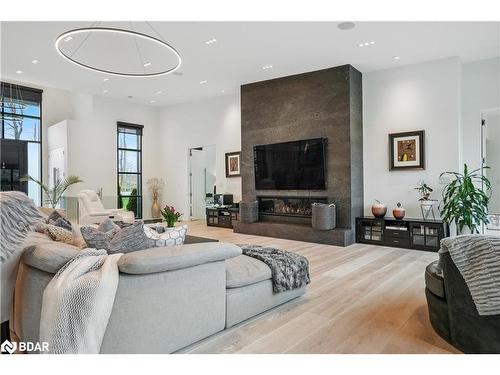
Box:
[188,145,216,220]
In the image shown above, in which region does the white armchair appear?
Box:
[77,190,135,225]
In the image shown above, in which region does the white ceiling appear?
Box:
[1,21,499,107]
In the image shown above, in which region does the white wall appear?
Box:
[363,58,462,218]
[157,94,241,218]
[461,58,500,170]
[62,94,161,218]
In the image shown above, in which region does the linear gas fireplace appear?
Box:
[257,196,328,218]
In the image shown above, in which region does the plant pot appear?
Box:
[393,206,406,220]
[372,203,387,218]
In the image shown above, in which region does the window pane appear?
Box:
[3,117,41,141]
[118,196,142,218]
[118,173,141,196]
[2,99,40,117]
[27,142,41,206]
[118,132,139,149]
[118,150,140,173]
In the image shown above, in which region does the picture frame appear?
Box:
[389,130,425,170]
[225,151,241,177]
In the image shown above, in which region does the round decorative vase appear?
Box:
[393,203,406,220]
[372,202,387,218]
[151,197,161,219]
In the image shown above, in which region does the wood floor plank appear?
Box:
[180,221,457,354]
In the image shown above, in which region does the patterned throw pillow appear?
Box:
[98,218,120,233]
[36,223,74,245]
[144,224,188,247]
[47,210,72,231]
[80,226,116,250]
[108,221,154,254]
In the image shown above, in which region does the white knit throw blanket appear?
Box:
[39,249,123,354]
[440,235,500,315]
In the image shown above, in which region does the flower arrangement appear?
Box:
[147,178,165,199]
[160,205,182,227]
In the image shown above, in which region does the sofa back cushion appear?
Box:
[22,232,80,274]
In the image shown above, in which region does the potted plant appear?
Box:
[414,180,438,220]
[160,205,182,227]
[439,164,491,234]
[20,175,83,208]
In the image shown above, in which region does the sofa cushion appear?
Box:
[225,254,272,288]
[22,232,80,274]
[108,221,154,254]
[118,242,242,274]
[425,260,446,299]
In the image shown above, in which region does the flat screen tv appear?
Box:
[254,138,327,190]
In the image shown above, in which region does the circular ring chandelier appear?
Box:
[55,26,182,78]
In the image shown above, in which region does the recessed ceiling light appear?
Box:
[199,80,208,84]
[262,65,273,70]
[204,38,217,45]
[63,36,73,42]
[15,70,23,74]
[359,41,376,48]
[149,100,156,104]
[221,90,225,93]
[103,78,109,82]
[103,89,109,93]
[31,59,39,64]
[393,56,400,60]
[143,62,152,67]
[155,90,162,95]
[337,22,355,30]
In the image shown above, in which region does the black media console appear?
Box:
[355,217,449,252]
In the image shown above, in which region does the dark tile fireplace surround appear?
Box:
[233,64,363,246]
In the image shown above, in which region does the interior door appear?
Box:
[189,148,207,220]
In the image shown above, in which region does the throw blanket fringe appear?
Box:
[238,244,310,293]
[440,235,500,315]
[39,249,123,354]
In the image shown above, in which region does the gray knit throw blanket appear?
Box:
[440,235,500,315]
[238,244,310,293]
[0,191,44,263]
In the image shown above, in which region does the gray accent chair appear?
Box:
[13,232,306,353]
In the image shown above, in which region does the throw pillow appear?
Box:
[72,225,89,249]
[108,221,154,254]
[36,223,74,245]
[47,210,72,231]
[144,224,188,247]
[98,218,120,233]
[80,226,116,250]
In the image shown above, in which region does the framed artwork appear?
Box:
[389,130,425,170]
[225,151,241,177]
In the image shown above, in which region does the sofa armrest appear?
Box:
[118,242,242,275]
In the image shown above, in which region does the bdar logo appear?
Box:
[1,339,17,354]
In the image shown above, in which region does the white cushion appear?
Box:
[144,225,188,247]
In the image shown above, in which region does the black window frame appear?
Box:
[1,82,43,204]
[117,121,143,219]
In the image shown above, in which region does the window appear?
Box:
[1,82,42,205]
[117,122,143,218]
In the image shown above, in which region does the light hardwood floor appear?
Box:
[179,220,460,354]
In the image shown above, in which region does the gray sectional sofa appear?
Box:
[13,232,306,353]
